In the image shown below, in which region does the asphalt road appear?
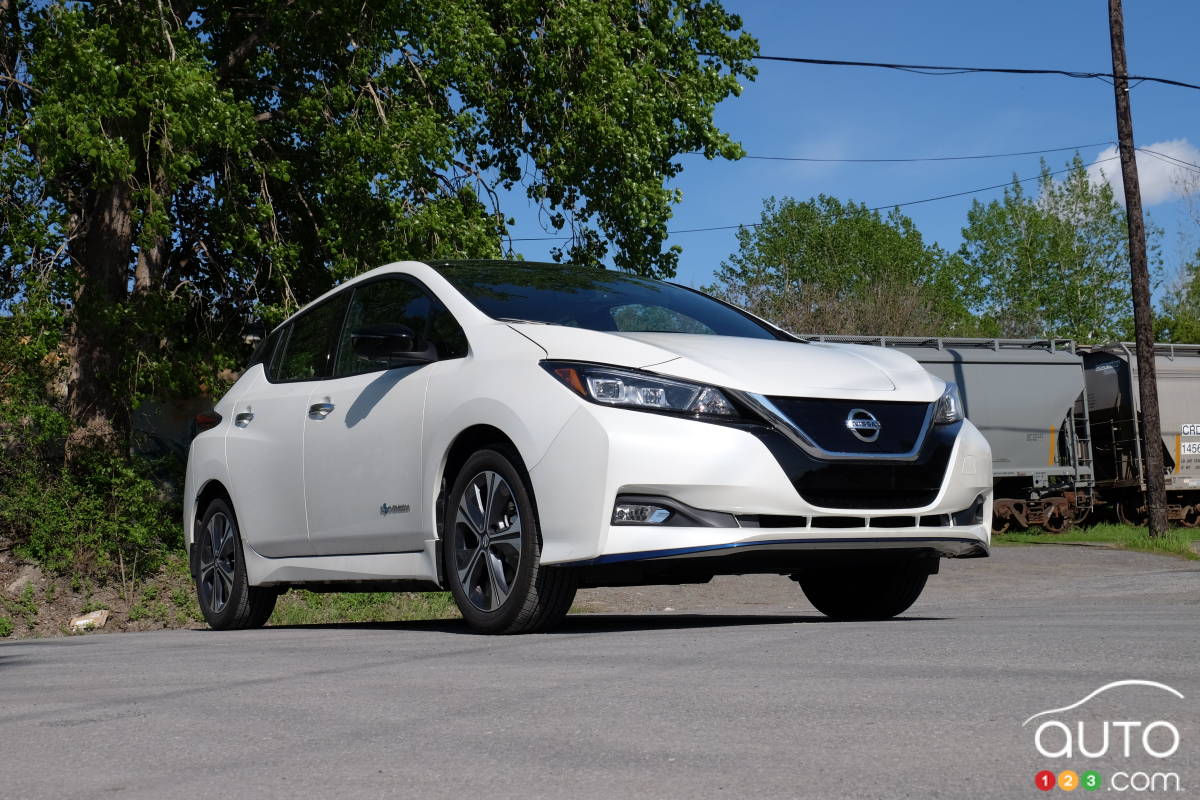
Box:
[1,545,1197,800]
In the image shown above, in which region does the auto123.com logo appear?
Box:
[1024,680,1185,793]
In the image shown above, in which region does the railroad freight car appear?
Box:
[1082,343,1200,526]
[806,336,1094,533]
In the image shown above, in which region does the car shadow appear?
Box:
[343,366,425,428]
[252,612,947,635]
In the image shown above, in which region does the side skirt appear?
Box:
[243,540,442,588]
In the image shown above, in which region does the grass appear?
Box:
[995,522,1200,560]
[268,590,460,627]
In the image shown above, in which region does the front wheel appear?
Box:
[193,498,276,630]
[795,558,931,620]
[443,448,577,634]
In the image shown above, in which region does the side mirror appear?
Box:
[350,324,436,365]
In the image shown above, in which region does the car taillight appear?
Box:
[194,411,222,433]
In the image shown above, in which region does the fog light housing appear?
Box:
[612,503,672,525]
[951,494,987,526]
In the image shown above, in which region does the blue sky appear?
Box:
[504,1,1200,295]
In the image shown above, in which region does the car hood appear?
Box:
[507,324,942,400]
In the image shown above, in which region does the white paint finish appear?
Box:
[302,365,432,555]
[223,367,315,557]
[530,401,993,564]
[510,324,944,399]
[242,540,440,586]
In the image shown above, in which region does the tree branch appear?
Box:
[216,1,296,81]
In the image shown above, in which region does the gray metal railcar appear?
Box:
[1082,343,1200,526]
[805,336,1094,532]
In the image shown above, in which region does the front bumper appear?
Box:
[529,403,992,566]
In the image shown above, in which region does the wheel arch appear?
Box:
[192,480,234,544]
[436,424,541,541]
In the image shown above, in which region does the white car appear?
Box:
[184,260,992,634]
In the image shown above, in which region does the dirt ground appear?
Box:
[0,536,204,638]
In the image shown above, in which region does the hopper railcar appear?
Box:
[1081,343,1200,527]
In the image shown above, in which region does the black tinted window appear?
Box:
[247,325,286,373]
[436,263,782,340]
[335,278,468,377]
[275,294,348,382]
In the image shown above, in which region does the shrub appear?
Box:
[0,448,181,577]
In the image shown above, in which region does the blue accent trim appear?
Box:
[559,536,982,567]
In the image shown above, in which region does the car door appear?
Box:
[302,276,468,555]
[225,294,348,557]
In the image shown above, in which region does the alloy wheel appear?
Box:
[198,511,237,614]
[454,470,523,612]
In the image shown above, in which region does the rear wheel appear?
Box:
[194,498,277,630]
[796,558,930,620]
[443,448,577,634]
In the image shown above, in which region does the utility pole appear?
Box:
[1108,0,1168,537]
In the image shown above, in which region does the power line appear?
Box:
[738,142,1115,164]
[1137,147,1200,174]
[745,54,1200,92]
[509,155,1123,241]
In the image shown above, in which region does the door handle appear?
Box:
[308,402,335,418]
[234,411,254,426]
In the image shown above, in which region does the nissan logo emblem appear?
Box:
[845,408,882,443]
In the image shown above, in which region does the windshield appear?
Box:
[433,262,785,340]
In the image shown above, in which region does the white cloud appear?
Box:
[1087,138,1200,206]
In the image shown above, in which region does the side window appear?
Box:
[430,303,469,360]
[274,294,349,382]
[334,278,469,377]
[266,325,291,382]
[247,326,282,372]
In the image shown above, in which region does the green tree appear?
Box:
[0,0,757,455]
[957,154,1159,342]
[1156,250,1200,342]
[707,195,974,336]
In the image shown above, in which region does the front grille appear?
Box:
[766,396,931,455]
[795,457,950,510]
[742,418,961,512]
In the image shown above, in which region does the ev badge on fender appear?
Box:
[845,408,882,443]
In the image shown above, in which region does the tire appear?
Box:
[193,498,277,630]
[796,558,930,621]
[443,448,577,634]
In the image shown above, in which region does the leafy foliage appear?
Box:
[707,195,976,335]
[957,155,1160,342]
[1156,250,1200,342]
[0,446,180,576]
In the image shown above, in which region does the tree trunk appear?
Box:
[134,233,168,296]
[66,180,135,461]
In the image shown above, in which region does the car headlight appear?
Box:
[542,361,739,418]
[934,382,964,424]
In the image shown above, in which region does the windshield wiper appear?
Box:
[496,317,552,325]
